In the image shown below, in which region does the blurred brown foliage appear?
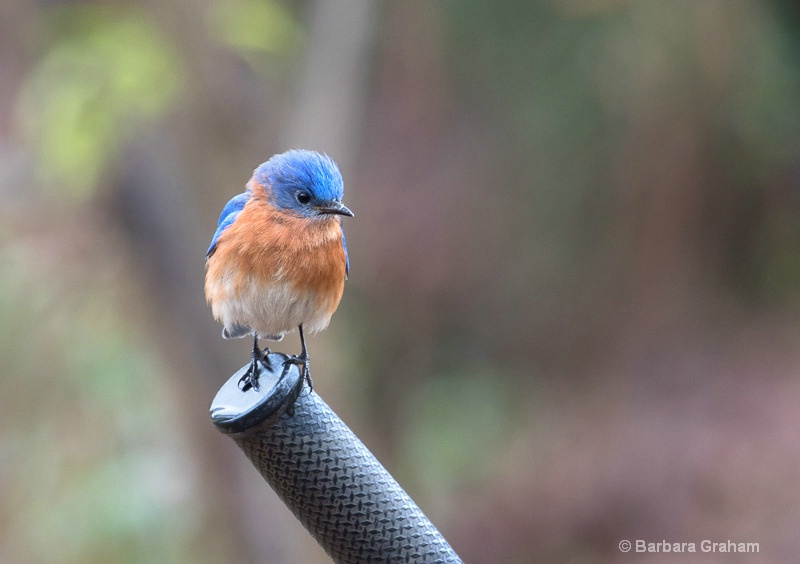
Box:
[2,0,800,562]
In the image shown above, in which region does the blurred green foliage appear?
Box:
[207,0,302,57]
[400,370,514,494]
[0,236,190,563]
[17,6,182,197]
[443,0,800,310]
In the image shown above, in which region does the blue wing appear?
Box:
[341,227,350,278]
[206,192,249,258]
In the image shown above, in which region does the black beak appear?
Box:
[317,201,354,217]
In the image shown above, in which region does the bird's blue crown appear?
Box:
[253,150,344,215]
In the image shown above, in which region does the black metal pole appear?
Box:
[210,353,462,563]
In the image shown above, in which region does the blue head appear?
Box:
[252,150,353,218]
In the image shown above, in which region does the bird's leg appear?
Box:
[283,324,312,390]
[298,324,311,388]
[239,334,263,391]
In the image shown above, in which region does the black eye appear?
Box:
[295,191,312,205]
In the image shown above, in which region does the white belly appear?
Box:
[211,277,333,339]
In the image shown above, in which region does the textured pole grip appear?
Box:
[210,353,461,563]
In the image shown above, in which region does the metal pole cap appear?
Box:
[209,352,304,435]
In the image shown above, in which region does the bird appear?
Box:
[204,149,353,391]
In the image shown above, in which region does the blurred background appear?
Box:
[3,0,800,562]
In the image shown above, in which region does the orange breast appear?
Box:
[205,196,347,320]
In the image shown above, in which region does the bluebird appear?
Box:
[205,150,353,391]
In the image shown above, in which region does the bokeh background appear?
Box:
[3,0,800,562]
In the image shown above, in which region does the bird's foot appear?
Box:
[283,354,312,391]
[238,357,260,392]
[237,347,277,392]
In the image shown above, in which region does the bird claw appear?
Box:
[283,354,312,391]
[239,347,273,392]
[238,360,260,392]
